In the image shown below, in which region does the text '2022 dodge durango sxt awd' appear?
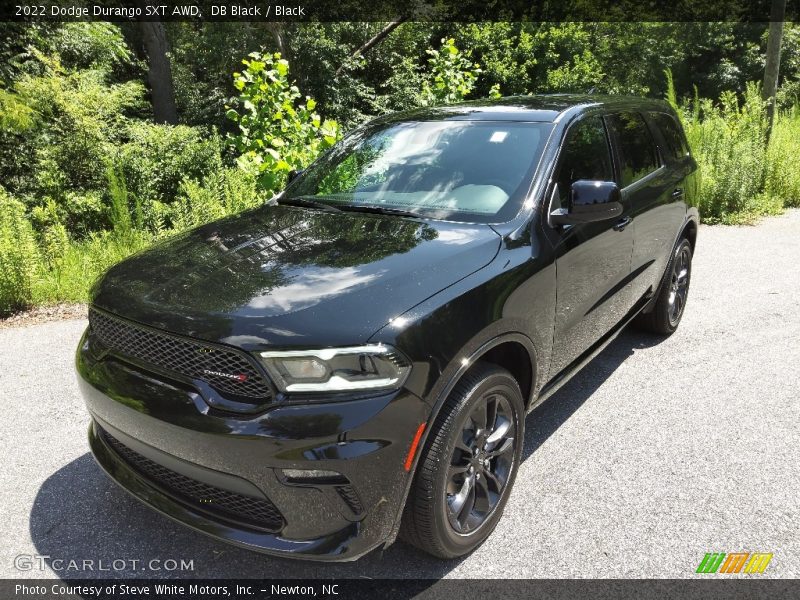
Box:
[77,95,698,561]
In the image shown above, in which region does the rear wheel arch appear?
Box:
[682,218,698,252]
[642,215,697,315]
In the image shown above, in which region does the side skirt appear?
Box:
[529,292,651,414]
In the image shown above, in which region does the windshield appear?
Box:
[284,120,553,223]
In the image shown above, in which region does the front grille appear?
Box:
[100,428,284,532]
[88,308,272,400]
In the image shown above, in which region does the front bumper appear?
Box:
[77,331,430,561]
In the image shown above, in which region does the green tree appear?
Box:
[225,51,339,193]
[421,38,481,106]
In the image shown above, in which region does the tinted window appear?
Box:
[649,112,688,160]
[607,112,659,187]
[286,121,552,223]
[555,116,614,208]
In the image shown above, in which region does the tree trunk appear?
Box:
[268,23,286,58]
[138,20,178,125]
[335,20,407,77]
[762,0,787,144]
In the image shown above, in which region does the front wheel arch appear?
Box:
[430,332,539,420]
[383,332,539,548]
[400,361,526,558]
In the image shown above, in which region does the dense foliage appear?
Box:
[226,51,339,194]
[421,38,483,106]
[1,21,799,314]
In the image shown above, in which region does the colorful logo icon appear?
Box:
[696,552,773,574]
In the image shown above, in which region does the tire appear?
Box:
[634,238,693,335]
[400,362,524,559]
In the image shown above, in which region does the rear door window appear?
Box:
[606,112,660,188]
[649,112,689,160]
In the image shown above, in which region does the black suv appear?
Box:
[77,95,698,561]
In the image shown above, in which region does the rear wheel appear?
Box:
[635,238,692,335]
[400,362,524,559]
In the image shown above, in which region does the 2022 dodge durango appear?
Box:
[77,95,698,561]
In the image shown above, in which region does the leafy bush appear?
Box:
[226,51,339,194]
[117,121,224,210]
[764,107,800,208]
[0,189,41,314]
[421,38,481,106]
[29,191,106,239]
[679,82,770,222]
[170,168,263,231]
[13,52,145,198]
[51,22,133,71]
[0,88,34,132]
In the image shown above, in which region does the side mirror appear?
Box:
[549,180,622,226]
[287,169,305,184]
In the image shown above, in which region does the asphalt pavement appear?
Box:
[1,210,798,579]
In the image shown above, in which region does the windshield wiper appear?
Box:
[275,197,341,213]
[337,204,421,219]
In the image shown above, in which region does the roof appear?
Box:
[375,94,674,124]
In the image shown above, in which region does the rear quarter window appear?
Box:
[649,112,689,161]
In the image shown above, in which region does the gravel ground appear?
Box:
[0,303,86,330]
[1,210,798,580]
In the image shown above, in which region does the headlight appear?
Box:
[258,345,411,393]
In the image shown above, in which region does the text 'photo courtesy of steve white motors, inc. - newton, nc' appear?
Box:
[14,583,336,598]
[26,3,307,18]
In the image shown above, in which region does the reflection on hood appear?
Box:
[92,204,501,348]
[246,266,383,314]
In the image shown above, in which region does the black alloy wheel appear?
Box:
[667,242,692,327]
[401,362,524,558]
[445,392,516,534]
[634,237,693,335]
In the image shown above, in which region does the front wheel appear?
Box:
[635,237,693,335]
[400,362,524,559]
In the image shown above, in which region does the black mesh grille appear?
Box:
[101,428,283,532]
[89,308,272,400]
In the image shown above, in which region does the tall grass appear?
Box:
[764,106,800,209]
[0,166,262,314]
[31,229,152,305]
[0,190,42,315]
[669,73,800,223]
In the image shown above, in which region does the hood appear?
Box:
[92,204,501,349]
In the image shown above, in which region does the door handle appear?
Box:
[672,188,684,198]
[613,216,633,231]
